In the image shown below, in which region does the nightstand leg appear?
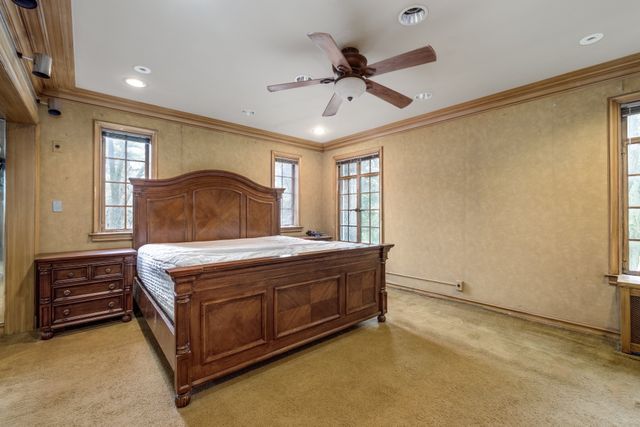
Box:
[377,314,386,323]
[40,329,54,340]
[122,314,132,322]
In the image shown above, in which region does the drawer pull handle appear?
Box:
[108,283,116,290]
[105,268,112,274]
[63,289,71,297]
[108,301,115,309]
[62,309,70,317]
[67,272,75,278]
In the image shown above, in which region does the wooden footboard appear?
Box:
[137,244,392,407]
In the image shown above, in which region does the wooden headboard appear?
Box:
[131,170,283,249]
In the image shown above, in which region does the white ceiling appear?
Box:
[72,0,640,142]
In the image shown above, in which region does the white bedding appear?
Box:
[137,235,366,320]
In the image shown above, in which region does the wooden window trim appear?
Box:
[608,91,640,284]
[271,151,302,233]
[90,120,158,242]
[333,147,384,243]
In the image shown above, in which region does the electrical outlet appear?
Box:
[52,200,63,212]
[455,280,464,292]
[51,141,63,153]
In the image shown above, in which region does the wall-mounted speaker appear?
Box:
[12,0,38,9]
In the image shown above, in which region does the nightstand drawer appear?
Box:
[53,266,89,283]
[53,280,123,302]
[53,296,124,324]
[93,262,123,279]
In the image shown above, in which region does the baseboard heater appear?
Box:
[387,272,619,338]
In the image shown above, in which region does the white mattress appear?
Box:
[137,235,366,321]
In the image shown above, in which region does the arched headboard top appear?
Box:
[131,170,283,249]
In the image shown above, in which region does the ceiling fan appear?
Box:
[267,32,437,117]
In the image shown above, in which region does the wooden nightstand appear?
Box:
[35,248,136,340]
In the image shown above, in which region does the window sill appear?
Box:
[608,274,640,288]
[89,231,133,242]
[280,226,304,233]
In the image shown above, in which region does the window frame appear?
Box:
[609,92,640,282]
[91,121,157,242]
[271,151,302,232]
[333,147,384,244]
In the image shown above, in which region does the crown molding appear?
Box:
[324,52,640,150]
[43,51,640,154]
[10,0,640,152]
[4,0,324,151]
[43,87,325,151]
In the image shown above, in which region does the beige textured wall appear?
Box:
[38,100,325,253]
[36,74,640,333]
[323,74,640,332]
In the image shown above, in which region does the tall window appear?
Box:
[622,102,640,272]
[272,152,300,229]
[92,121,156,240]
[336,151,382,244]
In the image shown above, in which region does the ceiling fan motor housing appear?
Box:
[335,76,366,102]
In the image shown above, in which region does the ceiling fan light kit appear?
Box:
[266,32,437,117]
[335,76,366,102]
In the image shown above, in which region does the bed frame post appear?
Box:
[122,254,136,322]
[174,275,196,408]
[378,245,392,323]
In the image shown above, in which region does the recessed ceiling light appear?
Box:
[414,92,432,100]
[125,78,147,88]
[579,33,604,46]
[133,65,151,74]
[398,5,428,26]
[241,109,255,116]
[312,126,326,136]
[295,75,313,82]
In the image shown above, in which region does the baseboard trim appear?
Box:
[387,282,620,339]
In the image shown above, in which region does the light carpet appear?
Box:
[1,288,639,426]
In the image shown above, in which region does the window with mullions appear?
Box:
[273,156,300,228]
[337,153,381,244]
[623,102,640,272]
[101,130,151,231]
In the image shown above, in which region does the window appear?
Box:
[336,150,382,244]
[92,121,156,241]
[272,152,301,230]
[622,101,640,272]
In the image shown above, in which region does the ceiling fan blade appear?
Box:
[307,32,352,73]
[267,78,333,92]
[366,80,412,109]
[322,93,343,117]
[368,45,436,76]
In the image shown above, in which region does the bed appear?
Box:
[131,170,393,407]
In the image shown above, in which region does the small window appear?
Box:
[336,150,382,244]
[272,152,301,230]
[92,121,156,240]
